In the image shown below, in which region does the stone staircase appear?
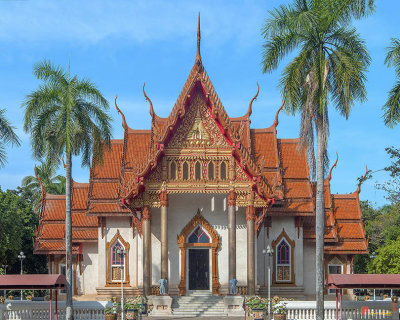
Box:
[172,291,226,317]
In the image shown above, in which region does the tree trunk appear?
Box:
[315,127,325,320]
[65,151,74,320]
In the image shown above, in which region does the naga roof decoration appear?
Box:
[33,15,368,256]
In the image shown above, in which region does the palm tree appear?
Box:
[261,1,372,319]
[23,60,112,320]
[383,38,400,127]
[0,108,20,167]
[22,158,66,211]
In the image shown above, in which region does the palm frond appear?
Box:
[383,81,400,128]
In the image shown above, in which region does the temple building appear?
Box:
[33,17,368,300]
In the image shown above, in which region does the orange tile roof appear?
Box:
[91,182,119,200]
[88,202,130,214]
[250,129,278,168]
[124,131,151,169]
[279,139,309,179]
[34,241,80,254]
[92,141,123,179]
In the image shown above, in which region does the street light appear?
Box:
[18,252,26,300]
[262,245,274,320]
[116,248,126,320]
[1,265,7,299]
[370,251,376,300]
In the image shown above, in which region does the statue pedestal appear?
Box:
[224,296,245,317]
[149,295,173,316]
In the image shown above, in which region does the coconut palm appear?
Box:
[22,158,66,211]
[23,60,112,320]
[262,1,372,319]
[383,38,400,127]
[0,108,20,167]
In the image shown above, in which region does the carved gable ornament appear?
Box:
[168,92,229,148]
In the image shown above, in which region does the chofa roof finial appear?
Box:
[356,165,368,194]
[327,152,339,182]
[34,166,45,196]
[247,82,259,118]
[273,96,286,127]
[115,95,128,130]
[195,12,202,67]
[143,83,155,118]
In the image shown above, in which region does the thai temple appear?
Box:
[33,16,368,303]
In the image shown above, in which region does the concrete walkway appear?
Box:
[144,318,244,320]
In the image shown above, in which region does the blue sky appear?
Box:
[0,0,399,207]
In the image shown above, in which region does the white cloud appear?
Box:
[0,0,267,48]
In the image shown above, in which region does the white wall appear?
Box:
[80,242,98,295]
[303,240,316,297]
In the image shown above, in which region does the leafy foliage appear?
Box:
[22,158,66,211]
[376,147,400,204]
[262,0,371,176]
[0,187,47,274]
[383,38,400,127]
[0,108,21,167]
[368,238,400,274]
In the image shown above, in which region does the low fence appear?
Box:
[0,299,398,319]
[0,301,108,320]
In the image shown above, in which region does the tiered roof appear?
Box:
[33,15,367,256]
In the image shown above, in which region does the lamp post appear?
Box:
[262,245,274,320]
[18,252,26,300]
[370,251,376,300]
[1,264,7,298]
[116,248,126,320]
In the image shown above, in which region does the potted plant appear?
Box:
[246,296,268,320]
[104,307,117,320]
[124,298,141,320]
[273,302,288,320]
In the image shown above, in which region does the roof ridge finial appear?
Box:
[143,83,155,118]
[247,82,259,118]
[34,166,45,196]
[356,165,368,194]
[115,95,128,130]
[273,96,286,127]
[327,152,338,182]
[195,12,202,67]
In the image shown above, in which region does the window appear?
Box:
[208,162,214,180]
[220,162,227,180]
[106,230,130,285]
[276,239,291,282]
[169,161,177,180]
[188,226,210,243]
[195,161,202,180]
[111,240,125,281]
[328,261,343,294]
[182,162,189,180]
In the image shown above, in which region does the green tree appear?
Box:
[23,60,112,319]
[376,147,400,204]
[22,158,66,211]
[0,108,20,167]
[383,38,400,127]
[368,237,400,274]
[261,1,373,318]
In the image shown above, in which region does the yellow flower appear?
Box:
[273,296,280,304]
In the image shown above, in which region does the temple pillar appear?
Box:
[160,191,168,285]
[228,190,237,282]
[246,197,256,295]
[142,206,151,296]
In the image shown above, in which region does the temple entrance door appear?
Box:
[188,249,210,290]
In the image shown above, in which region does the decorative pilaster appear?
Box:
[142,206,151,296]
[160,191,169,286]
[228,190,237,283]
[246,193,256,295]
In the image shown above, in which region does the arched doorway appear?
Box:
[177,209,221,295]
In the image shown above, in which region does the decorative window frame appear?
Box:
[194,161,202,180]
[220,161,227,180]
[106,229,130,286]
[169,161,177,180]
[272,229,295,285]
[182,161,190,181]
[325,255,347,294]
[207,161,215,180]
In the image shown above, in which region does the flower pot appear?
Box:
[125,309,139,320]
[104,314,117,320]
[274,313,287,320]
[251,308,266,320]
